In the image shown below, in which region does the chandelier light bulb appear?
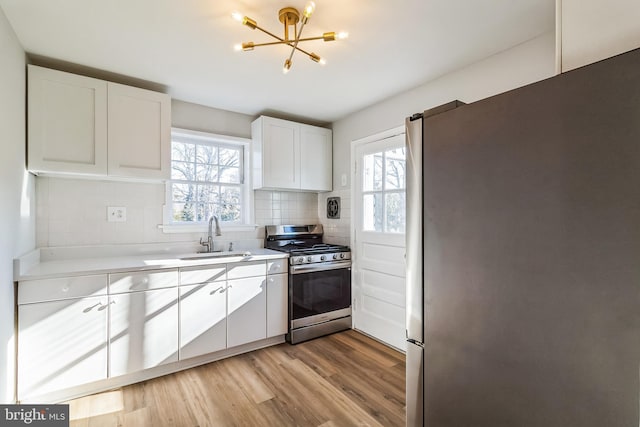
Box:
[231,11,243,22]
[303,1,316,19]
[283,59,292,74]
[233,43,242,51]
[336,31,349,40]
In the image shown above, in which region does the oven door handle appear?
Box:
[290,261,352,274]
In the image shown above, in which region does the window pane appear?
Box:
[363,153,383,191]
[219,148,240,167]
[195,163,218,182]
[171,161,194,181]
[196,145,217,165]
[172,183,195,203]
[219,166,240,183]
[173,202,195,222]
[220,186,241,222]
[196,184,219,205]
[172,142,195,163]
[385,192,406,233]
[385,154,406,190]
[363,193,383,231]
[195,203,219,222]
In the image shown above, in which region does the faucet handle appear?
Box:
[199,237,210,253]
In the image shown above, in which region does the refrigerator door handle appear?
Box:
[406,341,424,427]
[405,116,424,344]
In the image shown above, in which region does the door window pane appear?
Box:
[385,192,406,233]
[385,148,406,190]
[363,153,383,191]
[363,193,383,231]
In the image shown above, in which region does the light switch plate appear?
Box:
[107,206,127,222]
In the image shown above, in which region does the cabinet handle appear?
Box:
[98,300,116,311]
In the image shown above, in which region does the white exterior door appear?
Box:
[353,128,407,351]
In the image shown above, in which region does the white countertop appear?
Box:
[15,248,288,281]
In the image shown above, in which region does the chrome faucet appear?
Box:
[199,215,221,253]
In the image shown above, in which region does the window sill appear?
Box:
[159,223,259,234]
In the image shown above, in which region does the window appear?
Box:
[362,147,406,233]
[164,128,252,230]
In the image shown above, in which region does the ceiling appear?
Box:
[0,0,555,123]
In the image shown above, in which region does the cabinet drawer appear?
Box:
[18,274,107,304]
[180,265,226,286]
[109,269,178,294]
[227,261,266,280]
[267,258,288,275]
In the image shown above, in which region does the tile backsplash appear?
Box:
[36,177,320,248]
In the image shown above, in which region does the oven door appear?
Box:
[289,261,351,329]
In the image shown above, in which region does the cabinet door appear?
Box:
[179,282,227,360]
[18,296,108,400]
[107,83,171,180]
[227,276,267,347]
[266,274,288,337]
[27,65,108,175]
[109,288,179,377]
[300,124,332,191]
[259,117,301,189]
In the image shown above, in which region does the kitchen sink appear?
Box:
[179,251,252,261]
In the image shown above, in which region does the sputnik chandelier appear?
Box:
[232,2,348,73]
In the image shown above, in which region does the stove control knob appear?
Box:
[306,256,312,263]
[340,253,345,259]
[333,254,338,260]
[296,257,304,264]
[320,255,326,261]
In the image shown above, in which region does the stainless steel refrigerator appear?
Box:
[406,48,640,426]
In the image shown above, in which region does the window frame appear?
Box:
[162,127,255,233]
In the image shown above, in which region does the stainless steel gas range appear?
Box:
[265,225,352,344]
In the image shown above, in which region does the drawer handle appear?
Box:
[98,301,116,311]
[84,301,114,313]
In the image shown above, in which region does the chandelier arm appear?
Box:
[249,40,315,49]
[285,18,308,66]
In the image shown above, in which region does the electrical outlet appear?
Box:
[107,206,127,222]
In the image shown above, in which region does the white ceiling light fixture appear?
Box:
[232,2,348,74]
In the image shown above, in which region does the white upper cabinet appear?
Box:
[27,65,171,180]
[107,83,171,179]
[252,116,332,192]
[300,124,332,191]
[27,65,108,175]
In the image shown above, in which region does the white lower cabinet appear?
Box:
[16,257,288,400]
[179,282,227,359]
[18,295,108,400]
[109,287,179,377]
[266,273,288,337]
[227,276,267,348]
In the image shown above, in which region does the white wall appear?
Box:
[560,0,640,71]
[35,100,318,248]
[322,32,556,242]
[0,7,35,403]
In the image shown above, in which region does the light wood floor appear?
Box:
[66,330,406,426]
